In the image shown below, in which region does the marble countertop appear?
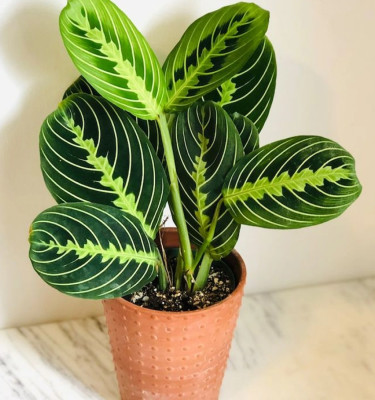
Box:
[1,277,375,400]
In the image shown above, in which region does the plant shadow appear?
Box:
[0,3,102,328]
[0,1,195,328]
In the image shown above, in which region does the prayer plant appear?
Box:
[29,0,361,299]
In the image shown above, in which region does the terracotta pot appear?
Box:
[103,228,246,400]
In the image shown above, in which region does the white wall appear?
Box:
[0,0,373,328]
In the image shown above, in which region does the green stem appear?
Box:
[157,113,193,281]
[157,260,168,291]
[175,249,184,290]
[193,252,213,292]
[190,199,223,273]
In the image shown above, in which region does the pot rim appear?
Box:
[107,246,246,318]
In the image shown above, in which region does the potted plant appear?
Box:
[28,0,361,398]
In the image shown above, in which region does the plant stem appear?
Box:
[175,249,184,290]
[157,113,193,279]
[193,252,213,291]
[157,260,168,291]
[190,199,223,273]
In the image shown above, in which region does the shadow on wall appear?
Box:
[0,2,95,327]
[0,2,194,328]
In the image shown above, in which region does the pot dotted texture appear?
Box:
[103,228,246,400]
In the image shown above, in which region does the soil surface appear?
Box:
[125,261,235,312]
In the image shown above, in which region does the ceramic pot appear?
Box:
[102,228,246,400]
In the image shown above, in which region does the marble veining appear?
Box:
[1,278,375,399]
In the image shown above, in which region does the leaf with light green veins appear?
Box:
[29,203,161,299]
[163,3,269,112]
[60,0,167,120]
[63,76,100,99]
[134,117,164,163]
[223,136,362,229]
[231,112,259,154]
[63,76,165,162]
[205,37,277,132]
[40,93,168,239]
[171,101,244,259]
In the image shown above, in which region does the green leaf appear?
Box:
[223,136,362,228]
[40,93,168,238]
[231,112,259,154]
[205,37,277,132]
[171,101,244,259]
[29,203,160,299]
[63,76,100,99]
[62,76,164,162]
[163,3,269,112]
[59,0,167,120]
[134,117,164,163]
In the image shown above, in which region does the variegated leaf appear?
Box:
[134,117,164,162]
[29,203,160,299]
[231,112,259,154]
[62,76,164,161]
[40,93,168,239]
[63,75,99,99]
[205,37,276,132]
[223,136,362,228]
[163,3,269,112]
[171,101,244,259]
[60,0,167,120]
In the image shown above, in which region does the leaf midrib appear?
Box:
[70,11,160,116]
[224,166,351,201]
[192,132,211,236]
[63,113,154,237]
[166,11,250,108]
[45,240,159,265]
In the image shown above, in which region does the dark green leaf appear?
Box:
[171,101,244,259]
[29,203,160,299]
[163,3,269,112]
[40,93,168,238]
[223,136,362,228]
[205,37,277,132]
[134,117,164,163]
[62,76,164,161]
[63,76,100,99]
[231,112,259,154]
